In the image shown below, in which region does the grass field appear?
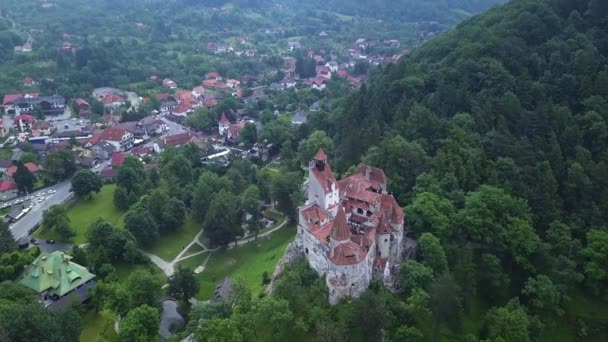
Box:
[80,309,119,342]
[182,225,296,300]
[35,185,124,245]
[147,215,202,261]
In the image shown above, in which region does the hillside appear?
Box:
[308,0,608,339]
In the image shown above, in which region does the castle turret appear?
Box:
[313,148,328,170]
[330,207,350,257]
[218,112,230,136]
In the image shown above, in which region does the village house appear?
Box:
[6,162,40,179]
[74,98,92,117]
[138,116,166,136]
[192,86,205,98]
[10,94,66,116]
[226,79,241,89]
[287,41,301,51]
[91,140,117,161]
[153,132,205,153]
[325,61,339,73]
[32,120,53,136]
[19,252,96,311]
[163,78,177,89]
[100,168,118,182]
[205,71,221,80]
[111,152,127,168]
[101,94,125,110]
[218,113,245,144]
[291,150,405,304]
[23,77,37,87]
[0,180,17,201]
[13,115,35,132]
[99,127,134,152]
[292,110,308,125]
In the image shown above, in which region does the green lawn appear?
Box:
[182,243,204,257]
[80,309,119,342]
[146,215,201,261]
[184,225,296,300]
[178,251,209,271]
[35,185,124,245]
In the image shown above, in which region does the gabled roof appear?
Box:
[100,167,117,178]
[74,98,90,107]
[6,163,39,178]
[111,152,126,167]
[19,251,95,297]
[100,127,128,142]
[0,180,16,192]
[314,148,327,161]
[219,112,229,125]
[157,132,195,148]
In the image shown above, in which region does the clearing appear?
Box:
[35,184,124,245]
[180,225,296,300]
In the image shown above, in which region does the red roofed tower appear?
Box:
[330,207,350,257]
[218,112,230,136]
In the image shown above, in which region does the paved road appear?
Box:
[9,181,72,241]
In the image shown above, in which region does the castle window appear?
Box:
[357,208,363,215]
[305,248,309,255]
[366,211,372,216]
[384,239,388,243]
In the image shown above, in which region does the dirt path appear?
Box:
[145,216,289,276]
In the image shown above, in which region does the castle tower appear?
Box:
[329,207,350,257]
[307,149,340,213]
[218,112,230,136]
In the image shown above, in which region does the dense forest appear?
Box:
[321,0,607,339]
[1,0,608,340]
[190,0,608,341]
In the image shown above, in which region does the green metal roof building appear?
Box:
[19,251,95,309]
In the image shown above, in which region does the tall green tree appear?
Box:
[71,170,103,198]
[203,189,241,247]
[167,266,199,303]
[119,305,160,342]
[0,221,16,256]
[13,161,34,193]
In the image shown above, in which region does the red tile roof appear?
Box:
[0,180,16,192]
[111,152,126,167]
[314,148,327,161]
[330,240,366,265]
[101,94,124,105]
[6,163,39,177]
[331,207,350,241]
[88,135,101,145]
[14,114,35,124]
[23,77,34,85]
[3,94,24,106]
[74,98,90,107]
[100,127,128,142]
[158,132,195,148]
[100,167,117,178]
[219,112,229,125]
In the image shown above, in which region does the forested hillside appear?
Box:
[289,0,608,339]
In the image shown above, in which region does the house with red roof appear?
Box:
[172,103,192,116]
[226,79,241,89]
[99,127,133,151]
[205,71,221,80]
[337,69,349,78]
[0,180,16,193]
[149,75,158,81]
[153,132,205,153]
[192,86,205,98]
[163,78,177,89]
[13,115,35,132]
[101,94,125,110]
[23,77,37,87]
[6,163,40,178]
[111,152,127,168]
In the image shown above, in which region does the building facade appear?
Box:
[293,149,406,304]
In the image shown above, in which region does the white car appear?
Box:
[48,190,56,194]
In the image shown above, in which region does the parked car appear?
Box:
[48,189,56,194]
[46,240,55,244]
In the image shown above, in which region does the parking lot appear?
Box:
[1,189,58,211]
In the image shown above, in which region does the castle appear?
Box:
[293,149,406,304]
